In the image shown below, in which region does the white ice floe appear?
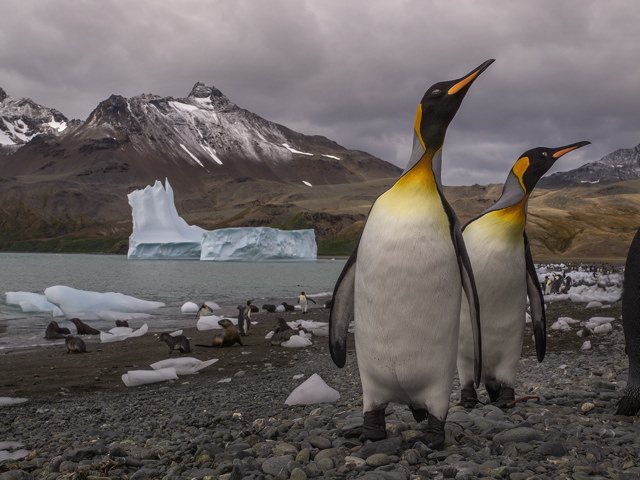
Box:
[5,292,56,312]
[122,367,178,387]
[285,373,340,405]
[181,302,199,313]
[196,315,226,330]
[100,324,149,343]
[0,397,28,406]
[44,286,164,321]
[150,357,218,375]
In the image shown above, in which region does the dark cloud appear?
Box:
[1,0,638,185]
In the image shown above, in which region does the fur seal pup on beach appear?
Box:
[330,60,493,448]
[237,305,250,336]
[281,302,295,312]
[70,318,100,335]
[270,318,303,346]
[616,226,640,415]
[262,304,276,313]
[297,292,316,313]
[65,335,87,353]
[159,332,192,355]
[457,141,589,409]
[45,321,71,339]
[196,319,244,348]
[115,320,129,328]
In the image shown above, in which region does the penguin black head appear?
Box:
[512,141,591,194]
[415,59,495,152]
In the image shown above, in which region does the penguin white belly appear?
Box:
[458,227,526,387]
[354,204,461,419]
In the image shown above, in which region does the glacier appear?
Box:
[127,179,317,261]
[200,227,317,261]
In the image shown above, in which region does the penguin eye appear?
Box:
[542,152,548,157]
[431,89,442,96]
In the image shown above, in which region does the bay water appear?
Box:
[0,253,346,350]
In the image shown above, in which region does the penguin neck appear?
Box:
[469,196,529,241]
[379,153,442,216]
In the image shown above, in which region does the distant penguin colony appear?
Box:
[616,226,640,415]
[456,141,589,409]
[330,60,493,448]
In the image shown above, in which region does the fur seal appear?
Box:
[281,302,295,312]
[70,318,100,335]
[270,318,303,346]
[45,321,71,339]
[262,304,276,313]
[65,335,87,353]
[159,332,192,355]
[115,320,129,327]
[196,319,243,348]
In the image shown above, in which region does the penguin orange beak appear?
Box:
[448,59,495,95]
[552,141,591,159]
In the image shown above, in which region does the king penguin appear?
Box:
[457,141,590,408]
[616,226,640,415]
[329,59,493,449]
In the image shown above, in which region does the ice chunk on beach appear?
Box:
[200,227,317,261]
[285,373,340,405]
[196,315,225,330]
[282,334,313,348]
[5,292,56,312]
[100,323,149,343]
[121,367,178,387]
[44,286,164,320]
[150,357,218,375]
[181,302,199,313]
[0,397,28,406]
[0,441,30,462]
[127,179,207,259]
[584,317,615,330]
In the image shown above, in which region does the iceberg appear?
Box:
[127,179,317,261]
[127,179,207,260]
[200,227,317,261]
[6,292,56,312]
[44,286,164,320]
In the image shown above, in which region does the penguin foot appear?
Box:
[616,386,640,416]
[458,386,479,409]
[418,415,445,450]
[494,386,515,408]
[344,410,387,441]
[410,407,427,423]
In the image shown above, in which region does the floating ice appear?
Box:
[127,179,316,261]
[285,373,340,405]
[0,397,28,406]
[5,292,56,312]
[127,179,207,260]
[200,227,317,261]
[122,367,178,387]
[150,357,218,375]
[181,302,199,313]
[44,286,164,320]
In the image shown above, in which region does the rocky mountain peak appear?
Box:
[0,87,7,103]
[187,82,237,112]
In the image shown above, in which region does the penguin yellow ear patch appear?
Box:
[512,157,530,190]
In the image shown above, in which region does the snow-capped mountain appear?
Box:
[538,143,640,188]
[1,82,400,192]
[0,87,69,155]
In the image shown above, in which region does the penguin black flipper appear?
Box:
[329,246,358,368]
[443,198,482,386]
[617,226,640,416]
[524,231,546,363]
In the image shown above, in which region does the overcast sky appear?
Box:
[1,0,639,185]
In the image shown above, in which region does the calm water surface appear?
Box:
[0,253,346,350]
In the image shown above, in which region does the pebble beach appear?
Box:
[1,300,639,480]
